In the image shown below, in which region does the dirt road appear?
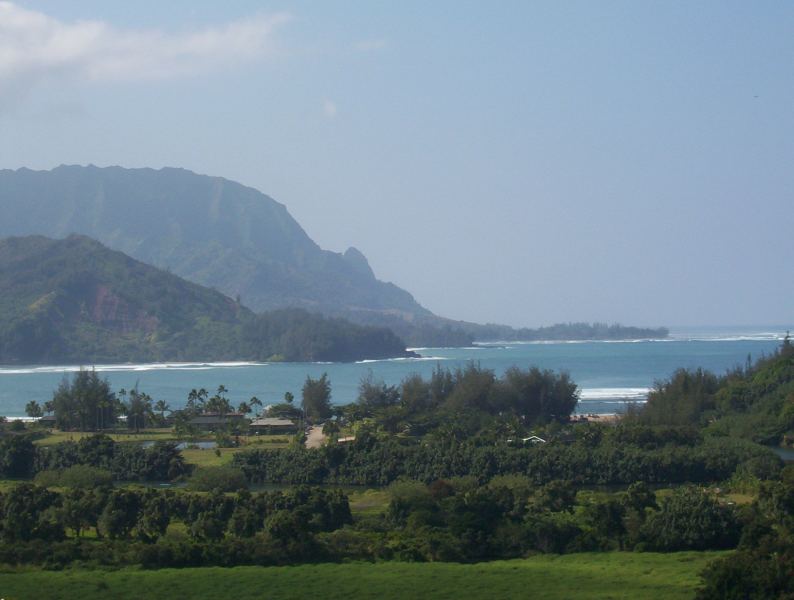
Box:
[305,425,326,449]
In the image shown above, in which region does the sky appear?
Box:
[0,1,792,329]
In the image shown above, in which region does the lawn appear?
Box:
[180,447,240,468]
[0,552,721,600]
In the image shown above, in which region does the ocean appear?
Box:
[0,325,789,418]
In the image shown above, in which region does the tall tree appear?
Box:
[125,389,153,433]
[154,400,170,426]
[186,388,209,415]
[206,385,232,416]
[51,369,116,431]
[302,373,332,422]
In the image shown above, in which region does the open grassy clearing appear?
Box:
[180,447,239,468]
[0,552,721,600]
[724,492,755,505]
[348,488,391,518]
[0,480,20,492]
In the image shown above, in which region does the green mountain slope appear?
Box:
[0,235,412,364]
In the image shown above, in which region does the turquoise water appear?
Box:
[0,326,789,417]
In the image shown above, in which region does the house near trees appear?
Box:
[187,413,247,431]
[38,415,57,427]
[250,417,298,435]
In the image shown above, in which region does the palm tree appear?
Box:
[96,395,110,431]
[207,394,232,417]
[154,400,170,426]
[186,388,208,415]
[126,390,153,434]
[25,400,43,419]
[249,396,263,416]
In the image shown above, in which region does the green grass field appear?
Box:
[180,447,239,467]
[0,552,721,600]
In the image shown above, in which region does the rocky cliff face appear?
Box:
[88,285,160,335]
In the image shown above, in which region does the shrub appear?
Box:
[34,465,113,488]
[187,466,247,492]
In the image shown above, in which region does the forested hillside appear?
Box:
[0,235,411,363]
[634,335,794,445]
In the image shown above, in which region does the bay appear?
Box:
[0,325,789,417]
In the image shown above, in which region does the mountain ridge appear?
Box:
[0,165,667,345]
[0,164,429,317]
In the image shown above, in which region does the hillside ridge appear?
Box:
[0,234,412,364]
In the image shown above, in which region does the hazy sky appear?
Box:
[1,1,792,328]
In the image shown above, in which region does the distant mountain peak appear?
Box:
[343,247,375,278]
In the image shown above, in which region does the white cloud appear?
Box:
[0,2,291,85]
[354,38,387,52]
[323,99,337,118]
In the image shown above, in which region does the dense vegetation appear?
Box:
[624,335,794,599]
[340,363,580,437]
[232,427,777,487]
[0,434,187,482]
[0,445,758,570]
[232,362,780,487]
[0,483,351,566]
[327,312,668,347]
[0,235,411,363]
[457,321,668,343]
[0,462,761,569]
[634,333,794,445]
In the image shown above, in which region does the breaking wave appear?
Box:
[0,362,268,375]
[579,387,650,401]
[356,356,449,364]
